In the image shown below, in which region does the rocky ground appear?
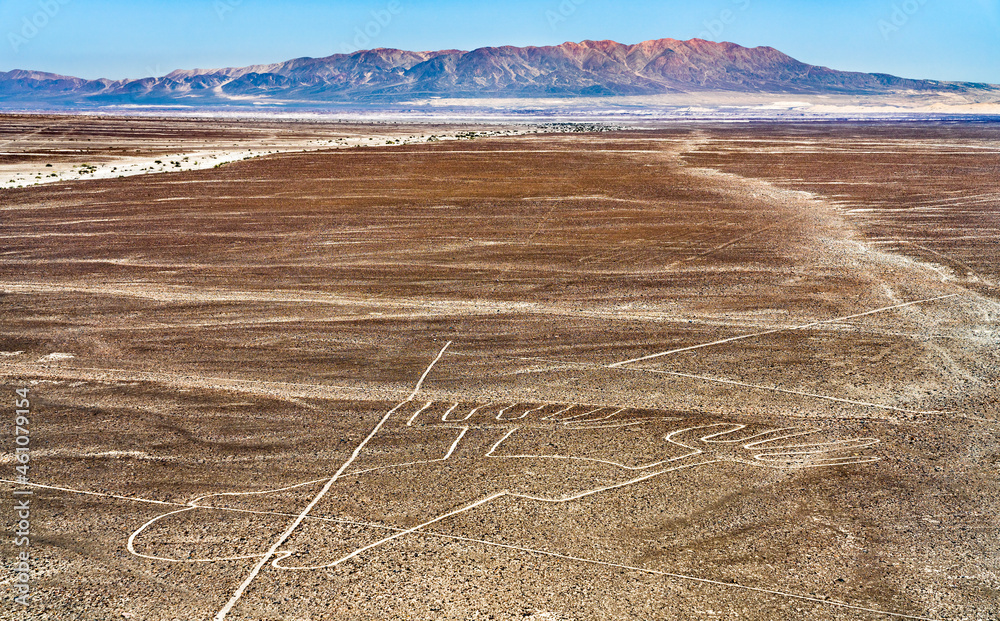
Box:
[0,115,546,189]
[0,116,998,620]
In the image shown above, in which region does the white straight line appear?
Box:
[607,293,960,367]
[513,354,943,417]
[542,404,579,420]
[563,407,611,421]
[500,405,533,420]
[274,492,508,570]
[25,470,934,620]
[635,368,940,415]
[514,460,716,503]
[10,465,933,617]
[522,404,548,417]
[417,533,943,621]
[214,341,451,621]
[410,342,452,399]
[179,501,946,620]
[0,479,178,506]
[322,425,472,480]
[487,428,520,455]
[214,402,410,620]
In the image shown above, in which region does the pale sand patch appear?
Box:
[0,128,532,190]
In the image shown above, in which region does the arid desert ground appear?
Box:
[1,115,998,620]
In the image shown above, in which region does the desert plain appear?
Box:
[1,114,998,620]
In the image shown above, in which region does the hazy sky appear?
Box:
[2,0,998,83]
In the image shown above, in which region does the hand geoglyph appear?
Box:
[129,399,879,572]
[121,343,885,621]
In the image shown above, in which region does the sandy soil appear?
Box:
[406,91,1000,118]
[0,115,543,189]
[0,117,998,620]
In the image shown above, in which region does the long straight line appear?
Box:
[513,355,934,417]
[310,518,942,621]
[634,368,940,415]
[608,293,960,367]
[409,342,451,400]
[214,341,451,621]
[275,492,508,570]
[418,534,943,621]
[5,477,939,620]
[0,479,179,506]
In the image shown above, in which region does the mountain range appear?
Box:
[1,38,996,109]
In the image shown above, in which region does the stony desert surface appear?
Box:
[1,116,998,620]
[0,115,542,189]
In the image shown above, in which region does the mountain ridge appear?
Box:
[2,38,996,109]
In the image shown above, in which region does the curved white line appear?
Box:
[500,404,541,421]
[441,402,461,421]
[189,478,328,505]
[127,506,264,563]
[406,401,434,426]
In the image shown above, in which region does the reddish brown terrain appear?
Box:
[1,116,998,620]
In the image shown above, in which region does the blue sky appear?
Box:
[2,0,998,83]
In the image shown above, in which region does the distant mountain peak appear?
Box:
[1,38,992,109]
